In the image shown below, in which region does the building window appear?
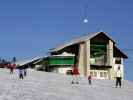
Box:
[103,72,107,78]
[90,71,97,77]
[90,43,107,65]
[115,58,121,64]
[100,72,107,78]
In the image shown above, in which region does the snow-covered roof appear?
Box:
[50,31,115,52]
[51,52,75,57]
[15,56,44,66]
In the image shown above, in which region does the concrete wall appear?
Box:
[108,40,114,79]
[78,43,85,76]
[78,40,90,76]
[85,40,90,76]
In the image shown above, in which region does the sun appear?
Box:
[83,19,88,23]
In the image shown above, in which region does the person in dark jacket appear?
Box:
[88,75,92,85]
[115,66,122,88]
[24,68,27,76]
[18,67,24,80]
[8,63,15,74]
[71,65,80,84]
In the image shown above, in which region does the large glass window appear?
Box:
[90,43,107,65]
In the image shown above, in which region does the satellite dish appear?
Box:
[83,19,88,23]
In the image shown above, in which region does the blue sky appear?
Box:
[0,0,133,80]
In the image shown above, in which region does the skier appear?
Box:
[71,64,80,84]
[18,67,24,80]
[10,66,14,74]
[115,66,122,88]
[88,75,92,85]
[24,68,27,76]
[9,63,15,74]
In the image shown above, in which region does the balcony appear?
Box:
[90,55,109,66]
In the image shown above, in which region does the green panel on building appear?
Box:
[48,56,74,65]
[90,43,107,57]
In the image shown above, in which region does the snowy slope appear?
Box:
[0,68,133,100]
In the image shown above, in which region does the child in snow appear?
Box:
[71,65,80,84]
[88,75,92,85]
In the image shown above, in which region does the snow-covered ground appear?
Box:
[0,68,133,100]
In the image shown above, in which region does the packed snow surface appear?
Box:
[0,68,133,100]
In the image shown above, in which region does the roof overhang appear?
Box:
[114,46,128,59]
[50,32,115,53]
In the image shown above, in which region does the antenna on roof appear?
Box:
[83,0,89,23]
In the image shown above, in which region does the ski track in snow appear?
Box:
[0,68,133,100]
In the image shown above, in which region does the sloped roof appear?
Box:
[50,31,115,52]
[15,56,44,66]
[51,52,75,57]
[114,46,128,59]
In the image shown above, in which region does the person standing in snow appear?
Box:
[115,66,122,88]
[24,68,27,76]
[9,63,15,74]
[71,64,80,84]
[10,64,14,74]
[18,67,24,80]
[88,75,92,85]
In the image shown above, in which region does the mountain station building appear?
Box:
[48,32,128,80]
